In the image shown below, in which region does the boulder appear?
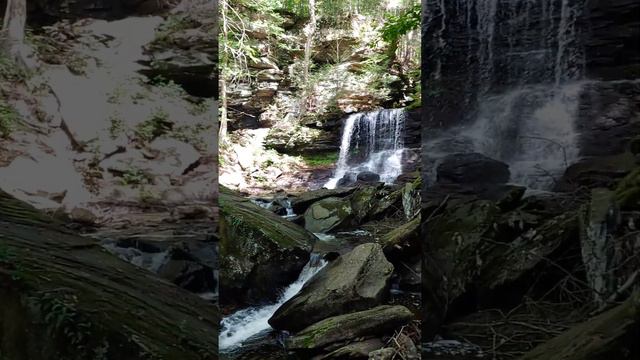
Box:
[290,187,356,214]
[436,153,510,185]
[219,188,316,304]
[156,245,216,293]
[304,196,354,233]
[269,243,394,332]
[287,305,413,350]
[356,171,381,183]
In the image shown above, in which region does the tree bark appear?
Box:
[2,0,33,68]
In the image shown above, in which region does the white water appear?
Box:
[325,109,407,189]
[425,0,587,189]
[219,256,327,351]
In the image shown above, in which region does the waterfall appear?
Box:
[425,0,587,189]
[219,255,327,352]
[325,109,407,189]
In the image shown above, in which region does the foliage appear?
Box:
[0,53,28,82]
[0,242,25,281]
[135,108,173,142]
[119,168,153,187]
[29,291,93,349]
[0,100,18,138]
[380,4,421,44]
[301,151,338,166]
[108,113,125,139]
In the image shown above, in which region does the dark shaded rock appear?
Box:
[269,243,393,332]
[219,187,315,305]
[356,171,381,183]
[286,305,413,350]
[157,245,215,293]
[436,153,510,185]
[290,187,356,214]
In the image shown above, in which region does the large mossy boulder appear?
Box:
[219,187,315,304]
[0,191,217,360]
[304,196,354,233]
[303,184,400,234]
[269,243,393,332]
[290,187,356,214]
[519,292,640,360]
[286,305,413,350]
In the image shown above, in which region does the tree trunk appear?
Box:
[2,0,25,58]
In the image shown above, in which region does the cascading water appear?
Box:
[425,0,587,189]
[325,109,407,189]
[219,255,327,352]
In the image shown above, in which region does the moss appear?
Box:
[301,151,339,166]
[614,168,640,210]
[0,99,19,138]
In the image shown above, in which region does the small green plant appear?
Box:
[119,168,153,187]
[108,113,125,139]
[0,53,29,82]
[31,291,92,349]
[138,186,158,203]
[0,100,18,138]
[136,108,172,142]
[0,242,24,281]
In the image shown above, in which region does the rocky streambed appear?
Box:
[219,178,422,359]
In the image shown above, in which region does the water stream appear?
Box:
[325,108,407,189]
[219,255,327,352]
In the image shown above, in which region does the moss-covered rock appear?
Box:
[269,243,393,332]
[286,305,412,350]
[304,196,354,233]
[0,190,217,360]
[219,187,315,304]
[615,167,640,210]
[290,187,356,214]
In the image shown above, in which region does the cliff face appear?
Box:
[421,0,640,129]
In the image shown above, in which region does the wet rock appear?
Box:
[290,187,356,214]
[304,196,354,233]
[157,245,215,293]
[436,153,510,185]
[220,188,315,304]
[356,171,381,183]
[269,243,394,332]
[287,305,413,350]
